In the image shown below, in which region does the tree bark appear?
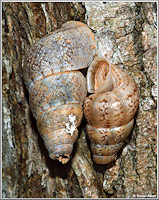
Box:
[2,2,157,198]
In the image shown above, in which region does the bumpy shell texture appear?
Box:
[23,21,96,164]
[84,57,139,164]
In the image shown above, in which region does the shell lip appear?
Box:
[87,56,112,94]
[49,153,71,164]
[58,154,70,164]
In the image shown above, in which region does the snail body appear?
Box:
[84,57,139,164]
[23,21,96,164]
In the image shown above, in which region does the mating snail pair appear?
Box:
[23,21,139,164]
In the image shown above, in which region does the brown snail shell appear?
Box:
[23,21,96,164]
[84,57,139,164]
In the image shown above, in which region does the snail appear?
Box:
[23,21,96,164]
[84,57,139,164]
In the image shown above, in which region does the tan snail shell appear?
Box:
[84,57,139,164]
[23,21,96,164]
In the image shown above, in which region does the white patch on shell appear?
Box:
[64,114,76,136]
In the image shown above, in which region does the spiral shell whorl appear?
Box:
[84,57,139,164]
[23,21,95,93]
[23,21,96,164]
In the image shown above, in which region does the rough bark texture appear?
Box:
[2,2,157,198]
